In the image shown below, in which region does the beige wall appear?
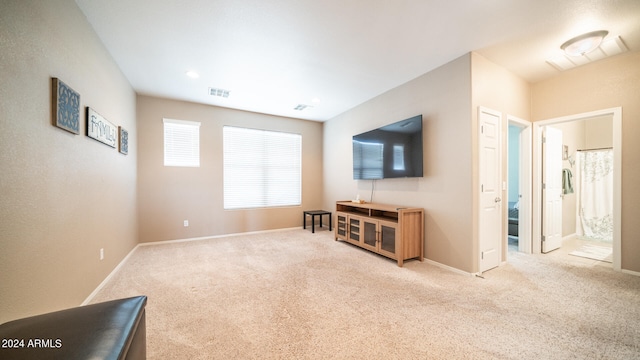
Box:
[323,55,475,272]
[0,0,137,323]
[471,53,531,268]
[532,51,640,272]
[136,96,323,243]
[585,115,614,149]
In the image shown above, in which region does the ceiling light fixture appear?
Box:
[185,71,200,79]
[560,30,608,57]
[546,35,628,72]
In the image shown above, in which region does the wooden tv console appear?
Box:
[335,201,424,267]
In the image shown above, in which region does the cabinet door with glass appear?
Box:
[377,219,398,259]
[360,218,398,259]
[335,212,348,241]
[361,219,379,253]
[347,216,362,246]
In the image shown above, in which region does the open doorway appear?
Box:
[532,108,621,271]
[506,116,532,255]
[507,124,520,251]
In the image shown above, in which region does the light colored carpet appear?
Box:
[90,229,640,359]
[569,244,613,263]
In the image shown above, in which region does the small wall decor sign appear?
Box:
[52,78,80,134]
[119,126,129,155]
[86,107,117,148]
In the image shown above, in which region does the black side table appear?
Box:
[303,210,332,233]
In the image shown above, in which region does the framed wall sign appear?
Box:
[86,107,117,148]
[119,126,129,155]
[52,78,80,134]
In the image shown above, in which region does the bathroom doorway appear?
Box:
[532,108,621,270]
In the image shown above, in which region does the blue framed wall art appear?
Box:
[52,78,80,134]
[119,126,129,155]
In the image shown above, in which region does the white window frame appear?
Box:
[223,126,302,210]
[393,144,405,170]
[163,118,201,167]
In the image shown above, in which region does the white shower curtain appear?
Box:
[575,149,614,242]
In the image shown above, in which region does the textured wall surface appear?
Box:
[0,0,137,323]
[323,55,477,273]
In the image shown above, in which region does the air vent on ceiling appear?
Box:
[208,88,230,98]
[294,104,313,111]
[546,36,628,72]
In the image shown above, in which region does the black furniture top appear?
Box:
[303,210,332,233]
[0,295,147,360]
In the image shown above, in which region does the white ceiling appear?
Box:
[75,0,640,122]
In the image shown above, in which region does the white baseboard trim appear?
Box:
[81,245,139,306]
[423,258,474,277]
[622,269,640,277]
[138,227,301,247]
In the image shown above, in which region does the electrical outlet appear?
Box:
[184,220,189,227]
[100,248,104,261]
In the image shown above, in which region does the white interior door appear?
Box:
[479,107,502,272]
[542,126,563,253]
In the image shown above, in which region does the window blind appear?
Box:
[223,126,301,209]
[163,118,200,167]
[353,141,384,179]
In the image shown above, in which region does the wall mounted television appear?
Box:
[353,115,423,180]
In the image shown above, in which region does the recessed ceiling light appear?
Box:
[560,30,609,57]
[185,71,200,79]
[311,97,321,104]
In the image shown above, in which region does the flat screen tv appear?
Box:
[353,115,423,180]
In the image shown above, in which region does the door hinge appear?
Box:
[481,125,484,134]
[481,252,484,260]
[542,183,546,190]
[543,136,546,144]
[541,235,545,242]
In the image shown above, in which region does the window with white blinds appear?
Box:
[223,126,301,209]
[163,118,201,167]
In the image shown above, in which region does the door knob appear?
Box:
[495,197,501,203]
